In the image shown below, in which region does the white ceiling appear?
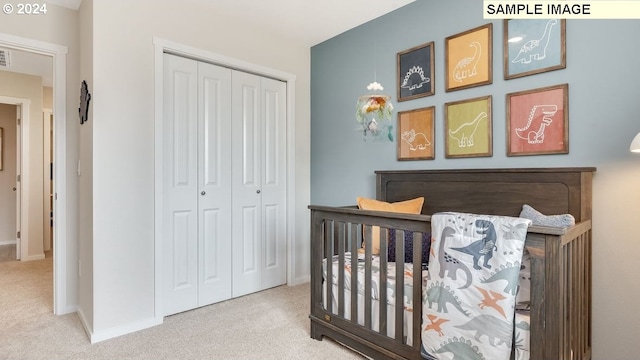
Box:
[7,0,415,87]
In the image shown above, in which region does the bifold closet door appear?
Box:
[163,54,233,316]
[231,71,287,298]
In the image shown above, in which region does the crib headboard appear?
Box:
[376,167,596,222]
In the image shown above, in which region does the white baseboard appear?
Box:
[21,253,45,261]
[289,275,310,286]
[0,240,17,246]
[90,317,163,344]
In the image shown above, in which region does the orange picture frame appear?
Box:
[445,23,493,92]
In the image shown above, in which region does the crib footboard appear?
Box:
[309,205,429,360]
[309,206,592,360]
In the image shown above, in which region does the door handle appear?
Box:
[256,190,261,194]
[12,187,16,191]
[200,191,206,196]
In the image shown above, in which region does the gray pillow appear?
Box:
[519,204,575,228]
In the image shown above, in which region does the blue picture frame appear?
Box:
[503,19,566,80]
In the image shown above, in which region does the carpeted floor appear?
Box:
[0,256,366,360]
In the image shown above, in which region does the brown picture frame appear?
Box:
[397,106,435,161]
[397,42,435,102]
[504,19,566,80]
[445,23,493,92]
[507,83,568,156]
[444,95,492,158]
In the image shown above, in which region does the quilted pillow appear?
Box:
[387,229,431,265]
[356,196,425,255]
[519,204,575,228]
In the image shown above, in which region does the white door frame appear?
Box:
[0,32,71,315]
[0,99,29,257]
[153,37,297,323]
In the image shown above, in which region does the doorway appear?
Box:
[0,32,71,315]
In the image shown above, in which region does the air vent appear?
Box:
[0,49,11,69]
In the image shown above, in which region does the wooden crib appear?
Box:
[309,167,594,360]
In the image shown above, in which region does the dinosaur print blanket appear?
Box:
[421,212,531,360]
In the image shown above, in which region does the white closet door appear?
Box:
[197,61,233,306]
[232,71,287,297]
[163,54,199,315]
[260,77,287,290]
[231,71,262,297]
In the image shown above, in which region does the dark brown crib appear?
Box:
[309,167,594,360]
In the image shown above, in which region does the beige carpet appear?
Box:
[0,256,366,360]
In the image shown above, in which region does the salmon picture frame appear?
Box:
[507,83,568,156]
[397,106,435,160]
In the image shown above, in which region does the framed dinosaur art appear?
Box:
[397,106,435,161]
[396,41,435,102]
[445,23,493,92]
[444,95,493,158]
[506,83,569,156]
[503,19,566,80]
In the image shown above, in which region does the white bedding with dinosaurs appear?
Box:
[323,212,530,360]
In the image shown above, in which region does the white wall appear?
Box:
[87,0,311,339]
[0,3,81,312]
[77,0,94,334]
[0,103,17,244]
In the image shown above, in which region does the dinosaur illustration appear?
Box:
[454,41,482,82]
[515,104,557,144]
[512,19,558,64]
[448,112,487,148]
[480,261,522,295]
[438,227,473,289]
[455,314,513,347]
[401,65,431,91]
[424,314,450,337]
[424,337,486,360]
[502,223,529,241]
[425,281,470,317]
[450,219,497,270]
[476,286,507,318]
[401,129,431,151]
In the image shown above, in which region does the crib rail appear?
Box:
[309,205,592,360]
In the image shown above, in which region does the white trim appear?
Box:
[0,32,70,315]
[21,253,45,261]
[90,317,162,344]
[0,240,17,246]
[153,37,297,321]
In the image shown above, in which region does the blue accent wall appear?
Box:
[311,0,640,205]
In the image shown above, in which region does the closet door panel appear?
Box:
[261,78,287,289]
[232,71,263,297]
[163,54,199,316]
[197,62,233,305]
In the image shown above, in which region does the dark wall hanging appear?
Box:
[79,80,91,125]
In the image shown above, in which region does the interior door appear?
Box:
[196,61,233,305]
[259,77,287,290]
[163,54,199,316]
[231,71,262,298]
[231,71,287,297]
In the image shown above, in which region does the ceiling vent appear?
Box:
[0,49,11,69]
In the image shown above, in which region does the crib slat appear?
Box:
[337,221,346,318]
[394,230,404,342]
[364,225,372,330]
[379,229,388,336]
[412,232,423,350]
[350,223,359,324]
[325,220,333,314]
